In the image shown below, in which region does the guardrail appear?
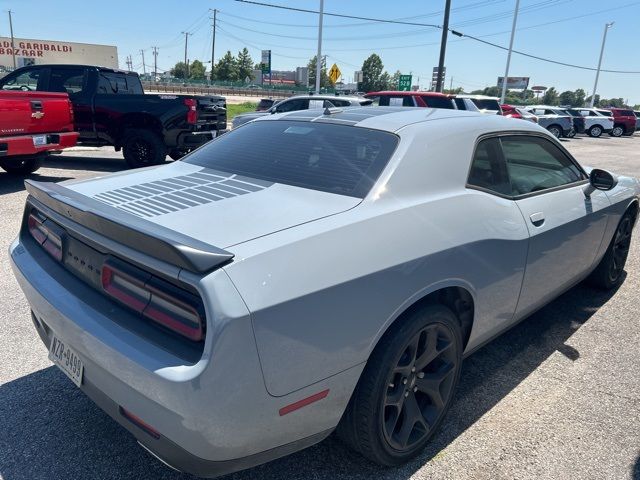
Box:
[142,82,297,99]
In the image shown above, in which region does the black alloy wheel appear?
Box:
[337,304,462,466]
[382,323,457,451]
[609,214,633,284]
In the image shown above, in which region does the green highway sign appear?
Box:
[398,74,412,91]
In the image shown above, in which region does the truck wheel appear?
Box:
[0,154,44,175]
[122,129,166,168]
[588,125,603,138]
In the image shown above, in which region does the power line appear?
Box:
[233,0,640,74]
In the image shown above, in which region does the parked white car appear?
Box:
[573,108,615,137]
[456,95,502,114]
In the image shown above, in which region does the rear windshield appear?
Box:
[184,121,399,198]
[422,96,454,109]
[257,99,274,109]
[472,99,500,111]
[617,109,634,116]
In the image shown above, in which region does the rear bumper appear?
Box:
[9,236,354,477]
[0,131,78,157]
[175,128,228,150]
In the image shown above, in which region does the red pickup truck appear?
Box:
[0,91,78,174]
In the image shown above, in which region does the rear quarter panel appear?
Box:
[224,121,532,396]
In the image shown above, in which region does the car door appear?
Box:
[47,66,94,139]
[501,134,610,317]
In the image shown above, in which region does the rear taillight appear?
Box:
[68,101,74,124]
[28,210,63,261]
[101,259,204,341]
[184,98,197,125]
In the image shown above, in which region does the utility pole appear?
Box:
[500,0,521,104]
[152,46,158,79]
[8,10,16,69]
[140,49,146,74]
[182,31,191,79]
[210,9,217,81]
[315,0,324,93]
[435,0,452,92]
[449,76,453,91]
[590,22,614,108]
[126,55,133,71]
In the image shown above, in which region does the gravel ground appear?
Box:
[1,135,639,480]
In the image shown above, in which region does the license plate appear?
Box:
[48,335,83,387]
[33,134,47,146]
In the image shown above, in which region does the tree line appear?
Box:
[170,47,255,82]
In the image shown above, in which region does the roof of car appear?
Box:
[365,91,450,97]
[288,94,365,102]
[15,64,136,74]
[254,106,543,134]
[457,94,500,100]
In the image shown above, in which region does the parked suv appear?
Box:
[523,106,574,138]
[365,91,479,111]
[597,108,636,137]
[572,108,614,137]
[232,94,372,128]
[634,111,640,131]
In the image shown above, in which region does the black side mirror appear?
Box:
[584,168,618,197]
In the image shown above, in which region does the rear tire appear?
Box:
[547,125,562,138]
[588,209,635,289]
[337,304,462,466]
[122,129,166,168]
[0,154,44,174]
[588,125,603,138]
[565,128,576,139]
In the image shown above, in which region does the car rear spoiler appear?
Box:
[24,180,234,273]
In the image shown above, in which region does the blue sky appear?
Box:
[3,0,640,104]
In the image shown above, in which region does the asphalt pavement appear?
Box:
[1,135,639,480]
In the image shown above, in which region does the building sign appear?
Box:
[261,50,271,74]
[0,37,118,69]
[497,76,530,89]
[398,74,412,91]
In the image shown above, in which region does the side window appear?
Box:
[1,69,41,91]
[501,136,585,196]
[467,138,511,196]
[49,68,86,96]
[98,73,130,94]
[329,99,351,107]
[308,99,325,109]
[276,99,309,112]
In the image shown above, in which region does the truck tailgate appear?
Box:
[0,91,74,136]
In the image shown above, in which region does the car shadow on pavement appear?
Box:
[0,173,73,196]
[0,282,621,480]
[44,154,129,173]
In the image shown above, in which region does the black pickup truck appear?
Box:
[0,64,226,168]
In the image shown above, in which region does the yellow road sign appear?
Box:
[328,63,341,84]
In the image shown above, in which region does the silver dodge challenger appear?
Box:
[10,107,639,477]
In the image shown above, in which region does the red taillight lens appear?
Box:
[101,259,204,341]
[28,211,63,261]
[184,98,197,125]
[69,102,75,124]
[101,259,151,313]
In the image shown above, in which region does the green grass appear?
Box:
[227,102,258,121]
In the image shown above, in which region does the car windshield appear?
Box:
[184,120,399,198]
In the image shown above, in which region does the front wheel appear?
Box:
[588,210,635,289]
[0,154,44,174]
[338,304,462,466]
[565,128,576,139]
[122,129,167,168]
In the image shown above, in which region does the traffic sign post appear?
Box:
[398,74,412,91]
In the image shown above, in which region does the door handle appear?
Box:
[529,212,545,227]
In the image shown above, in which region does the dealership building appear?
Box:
[0,37,118,72]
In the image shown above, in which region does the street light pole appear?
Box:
[435,0,452,92]
[8,10,16,69]
[500,0,521,104]
[590,22,614,108]
[182,31,191,79]
[315,0,324,93]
